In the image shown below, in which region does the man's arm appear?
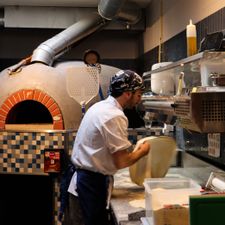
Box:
[112,142,150,169]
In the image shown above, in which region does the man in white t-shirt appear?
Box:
[68,70,150,225]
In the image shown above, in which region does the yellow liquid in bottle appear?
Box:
[187,36,197,56]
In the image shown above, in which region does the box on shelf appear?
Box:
[143,177,201,225]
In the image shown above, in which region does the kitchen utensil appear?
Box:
[66,66,99,115]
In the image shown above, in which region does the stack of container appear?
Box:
[142,177,201,225]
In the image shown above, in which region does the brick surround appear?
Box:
[0,89,64,130]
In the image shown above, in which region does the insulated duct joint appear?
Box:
[98,0,141,24]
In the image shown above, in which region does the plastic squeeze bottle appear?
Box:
[186,19,197,56]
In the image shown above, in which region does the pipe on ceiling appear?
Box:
[31,0,142,65]
[98,0,126,20]
[98,0,141,24]
[31,12,107,65]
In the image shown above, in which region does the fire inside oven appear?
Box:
[5,100,53,130]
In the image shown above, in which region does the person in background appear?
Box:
[83,48,102,73]
[83,49,104,100]
[68,69,150,225]
[83,49,100,66]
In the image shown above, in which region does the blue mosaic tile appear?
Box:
[36,164,41,169]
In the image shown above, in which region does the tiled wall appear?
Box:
[0,131,69,174]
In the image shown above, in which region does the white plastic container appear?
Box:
[186,19,197,56]
[143,177,201,225]
[151,62,174,95]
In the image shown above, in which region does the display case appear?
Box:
[142,51,225,169]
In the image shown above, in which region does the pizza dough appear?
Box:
[129,199,145,208]
[129,136,177,186]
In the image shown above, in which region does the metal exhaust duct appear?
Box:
[31,13,107,65]
[31,0,142,66]
[98,0,126,20]
[98,0,141,24]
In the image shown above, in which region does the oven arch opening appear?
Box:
[0,89,64,130]
[5,100,53,130]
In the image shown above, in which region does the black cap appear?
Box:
[109,70,144,94]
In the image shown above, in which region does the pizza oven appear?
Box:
[0,61,119,131]
[0,61,119,225]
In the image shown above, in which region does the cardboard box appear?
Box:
[144,177,201,225]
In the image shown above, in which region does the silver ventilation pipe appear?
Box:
[98,0,141,25]
[31,0,142,65]
[98,0,126,20]
[31,13,107,65]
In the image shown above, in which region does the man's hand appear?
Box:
[112,141,150,169]
[138,141,150,156]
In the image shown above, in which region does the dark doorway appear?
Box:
[0,174,54,225]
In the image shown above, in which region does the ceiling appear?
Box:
[0,0,151,8]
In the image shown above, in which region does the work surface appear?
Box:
[110,163,220,225]
[111,168,144,225]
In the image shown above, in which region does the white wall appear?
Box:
[144,0,225,52]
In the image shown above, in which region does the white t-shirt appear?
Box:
[68,96,132,195]
[71,95,132,175]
